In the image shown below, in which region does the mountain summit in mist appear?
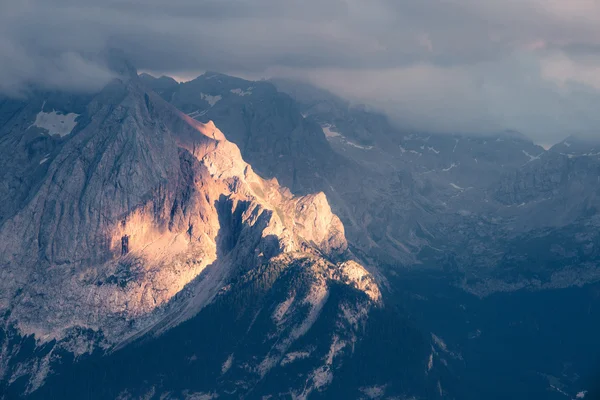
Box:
[1,50,600,399]
[0,59,455,400]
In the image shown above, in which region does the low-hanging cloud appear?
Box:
[2,0,600,144]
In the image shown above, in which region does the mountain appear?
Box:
[142,72,400,265]
[549,134,600,157]
[0,64,454,398]
[139,72,350,196]
[144,73,600,293]
[3,62,599,398]
[271,80,600,399]
[144,73,600,398]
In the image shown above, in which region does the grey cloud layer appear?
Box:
[2,0,600,143]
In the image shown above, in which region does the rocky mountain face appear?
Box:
[3,62,598,398]
[143,73,600,295]
[139,72,356,197]
[0,66,452,398]
[271,79,600,399]
[139,73,600,399]
[142,73,416,265]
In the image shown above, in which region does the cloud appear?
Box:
[268,53,600,146]
[2,0,600,143]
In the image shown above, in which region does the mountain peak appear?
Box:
[497,129,532,142]
[102,48,138,80]
[0,76,371,358]
[182,116,226,141]
[139,73,178,86]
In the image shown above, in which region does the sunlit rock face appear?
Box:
[0,71,368,357]
[0,69,457,399]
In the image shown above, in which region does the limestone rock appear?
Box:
[0,71,377,360]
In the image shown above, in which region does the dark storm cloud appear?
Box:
[2,0,600,144]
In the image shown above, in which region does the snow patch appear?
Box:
[576,391,588,398]
[427,146,440,154]
[346,141,373,150]
[432,333,448,352]
[31,107,79,137]
[322,124,372,150]
[432,333,462,360]
[39,154,50,164]
[221,354,234,374]
[560,152,600,159]
[360,385,387,399]
[322,124,341,138]
[311,365,333,390]
[399,145,407,153]
[449,183,463,190]
[468,329,482,339]
[281,351,311,366]
[230,88,253,96]
[183,392,217,400]
[200,93,222,106]
[549,385,569,397]
[442,163,457,172]
[427,350,434,372]
[522,150,542,162]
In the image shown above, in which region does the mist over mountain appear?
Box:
[144,69,600,398]
[4,0,600,142]
[0,54,463,400]
[3,2,600,396]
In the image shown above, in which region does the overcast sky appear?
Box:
[2,0,600,145]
